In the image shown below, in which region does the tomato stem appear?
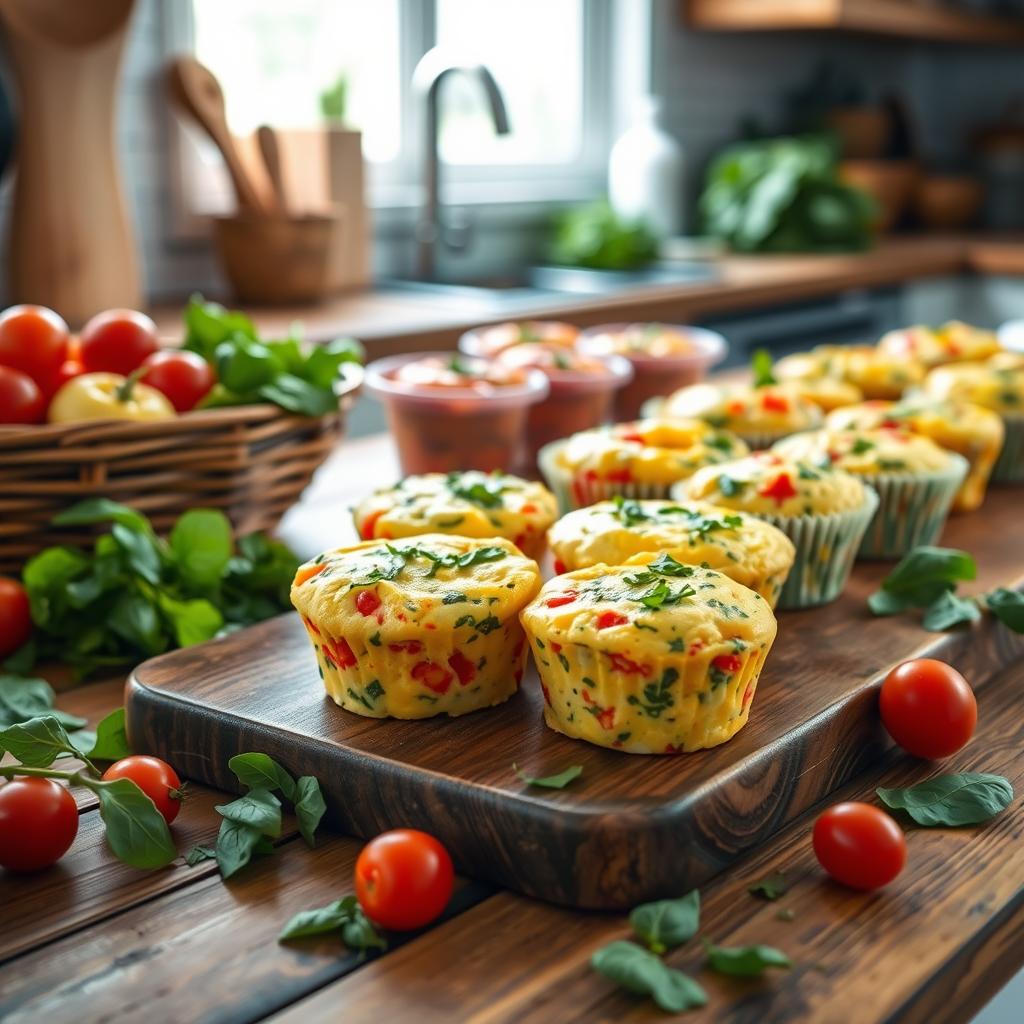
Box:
[0,764,101,790]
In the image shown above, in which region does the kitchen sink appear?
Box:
[377,261,718,314]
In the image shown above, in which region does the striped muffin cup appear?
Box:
[537,439,681,513]
[522,627,776,754]
[993,412,1024,483]
[856,454,968,560]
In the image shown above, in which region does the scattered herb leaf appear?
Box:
[877,773,1013,827]
[513,763,583,790]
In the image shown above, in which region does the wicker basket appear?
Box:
[0,365,362,574]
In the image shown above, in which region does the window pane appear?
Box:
[435,0,583,165]
[192,0,401,162]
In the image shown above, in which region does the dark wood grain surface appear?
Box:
[126,487,1024,909]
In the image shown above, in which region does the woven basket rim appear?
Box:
[0,364,363,444]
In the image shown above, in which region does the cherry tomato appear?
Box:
[138,350,215,412]
[43,357,86,399]
[0,577,32,658]
[0,777,79,871]
[813,802,906,890]
[880,658,977,759]
[0,366,45,424]
[103,755,183,824]
[355,828,454,930]
[79,309,160,376]
[0,304,69,387]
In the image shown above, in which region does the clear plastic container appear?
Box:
[577,323,727,422]
[459,321,580,358]
[364,352,550,474]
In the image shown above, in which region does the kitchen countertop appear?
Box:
[151,235,1024,353]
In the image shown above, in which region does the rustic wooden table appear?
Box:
[3,433,1024,1024]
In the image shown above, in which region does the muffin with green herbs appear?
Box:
[772,429,967,559]
[681,452,877,608]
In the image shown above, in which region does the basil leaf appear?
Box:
[629,889,700,954]
[279,899,352,939]
[513,763,583,790]
[986,588,1024,633]
[258,374,339,416]
[97,777,178,869]
[748,871,788,900]
[23,546,91,627]
[111,523,164,586]
[591,941,707,1013]
[214,817,266,879]
[867,589,913,617]
[229,752,297,802]
[877,773,1013,827]
[170,509,234,589]
[752,348,776,387]
[921,591,981,632]
[109,590,167,656]
[0,675,86,730]
[340,902,388,954]
[294,775,327,847]
[216,337,279,393]
[183,295,257,360]
[85,708,132,761]
[157,594,224,647]
[215,788,282,837]
[0,714,77,766]
[52,498,150,532]
[300,337,364,389]
[704,941,792,976]
[185,845,217,867]
[870,546,976,612]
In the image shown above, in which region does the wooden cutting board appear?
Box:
[126,488,1024,910]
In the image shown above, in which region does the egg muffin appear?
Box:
[923,358,1024,481]
[291,535,541,719]
[680,452,877,608]
[825,398,1005,512]
[771,351,863,411]
[353,471,558,561]
[658,382,822,448]
[520,557,777,753]
[819,345,925,400]
[537,417,748,512]
[547,498,794,608]
[877,321,1001,368]
[773,429,967,558]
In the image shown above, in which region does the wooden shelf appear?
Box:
[686,0,1024,44]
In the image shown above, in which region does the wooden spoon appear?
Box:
[166,56,268,214]
[257,125,287,212]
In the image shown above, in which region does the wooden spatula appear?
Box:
[166,56,268,214]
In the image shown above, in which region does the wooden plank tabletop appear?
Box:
[3,430,1024,1022]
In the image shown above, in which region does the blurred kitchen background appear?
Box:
[1,0,1024,447]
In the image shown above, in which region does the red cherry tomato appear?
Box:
[879,659,977,759]
[0,304,69,387]
[44,358,86,399]
[0,366,45,424]
[0,577,32,658]
[102,755,183,824]
[355,828,454,930]
[813,802,906,890]
[0,777,79,871]
[79,309,160,376]
[139,350,215,412]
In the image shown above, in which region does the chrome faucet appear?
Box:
[411,48,510,280]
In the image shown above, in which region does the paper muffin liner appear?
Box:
[734,429,802,452]
[300,615,529,720]
[521,627,775,754]
[752,488,880,609]
[856,454,968,560]
[537,439,679,514]
[992,412,1024,483]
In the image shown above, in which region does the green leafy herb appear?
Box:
[704,940,792,976]
[629,890,700,954]
[624,553,695,587]
[591,941,707,1013]
[0,714,80,767]
[96,777,178,869]
[752,348,776,388]
[0,674,86,730]
[850,438,876,455]
[294,775,328,846]
[985,588,1024,632]
[185,845,217,866]
[20,500,299,677]
[628,668,679,718]
[216,788,283,837]
[921,591,981,631]
[445,473,508,509]
[877,773,1013,827]
[748,871,788,901]
[279,895,386,957]
[513,763,583,790]
[867,546,977,617]
[717,474,744,498]
[83,708,132,762]
[638,579,697,611]
[229,751,297,801]
[548,200,658,271]
[612,495,651,526]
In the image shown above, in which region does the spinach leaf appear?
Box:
[921,591,981,632]
[748,871,788,900]
[985,588,1024,632]
[513,763,583,790]
[591,941,707,1013]
[877,773,1013,827]
[629,890,700,954]
[294,775,327,847]
[868,547,976,616]
[170,509,234,589]
[229,752,297,801]
[704,941,792,976]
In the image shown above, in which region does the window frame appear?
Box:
[162,0,615,236]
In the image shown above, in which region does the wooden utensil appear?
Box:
[0,0,142,325]
[166,56,268,214]
[257,125,287,212]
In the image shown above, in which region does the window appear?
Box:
[174,0,612,218]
